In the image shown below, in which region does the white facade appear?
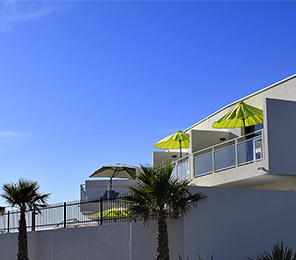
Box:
[153,74,296,191]
[2,186,296,260]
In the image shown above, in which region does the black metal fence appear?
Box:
[0,194,133,234]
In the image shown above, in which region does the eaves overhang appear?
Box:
[184,73,296,133]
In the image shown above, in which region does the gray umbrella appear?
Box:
[89,163,137,189]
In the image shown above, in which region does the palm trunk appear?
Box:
[156,210,170,260]
[18,210,29,260]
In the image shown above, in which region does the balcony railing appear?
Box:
[172,155,190,180]
[170,129,263,180]
[193,129,263,177]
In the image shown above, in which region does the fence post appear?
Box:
[7,211,10,233]
[100,197,103,225]
[64,202,66,228]
[32,210,35,231]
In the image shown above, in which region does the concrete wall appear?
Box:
[265,98,296,175]
[131,219,184,260]
[190,129,236,153]
[2,186,296,260]
[183,186,296,260]
[0,218,183,260]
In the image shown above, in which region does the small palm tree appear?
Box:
[123,161,206,260]
[248,242,296,260]
[0,206,5,215]
[178,253,214,260]
[1,179,50,260]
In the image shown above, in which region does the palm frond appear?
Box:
[1,178,50,213]
[248,242,296,260]
[123,161,207,221]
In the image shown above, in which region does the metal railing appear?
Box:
[170,130,264,180]
[193,129,263,177]
[0,193,177,234]
[0,194,134,234]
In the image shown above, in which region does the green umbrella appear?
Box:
[154,130,190,158]
[212,101,263,129]
[90,207,128,218]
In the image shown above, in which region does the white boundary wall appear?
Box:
[1,186,296,260]
[184,187,296,259]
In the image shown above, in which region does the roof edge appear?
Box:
[184,73,296,133]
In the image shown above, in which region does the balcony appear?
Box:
[170,129,264,184]
[193,129,263,177]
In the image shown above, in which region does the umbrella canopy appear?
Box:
[89,164,137,189]
[154,130,190,158]
[90,207,128,219]
[212,101,263,129]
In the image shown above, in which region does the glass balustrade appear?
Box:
[194,152,213,176]
[253,137,263,160]
[172,157,189,180]
[177,160,189,180]
[214,145,236,171]
[192,129,263,177]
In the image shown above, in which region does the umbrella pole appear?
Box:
[243,119,251,161]
[179,139,182,158]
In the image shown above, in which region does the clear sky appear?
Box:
[0,1,296,206]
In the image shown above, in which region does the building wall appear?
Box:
[190,129,235,153]
[0,187,296,260]
[183,186,296,260]
[1,187,296,260]
[152,151,184,166]
[265,98,296,175]
[0,218,183,260]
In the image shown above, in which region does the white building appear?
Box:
[2,75,296,260]
[153,74,296,191]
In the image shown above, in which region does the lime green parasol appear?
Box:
[90,207,128,218]
[212,101,263,129]
[154,130,190,158]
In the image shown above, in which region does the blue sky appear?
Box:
[0,1,296,206]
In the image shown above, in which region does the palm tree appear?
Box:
[1,179,50,260]
[248,242,296,260]
[123,161,206,260]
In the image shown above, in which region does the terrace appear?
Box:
[171,128,263,181]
